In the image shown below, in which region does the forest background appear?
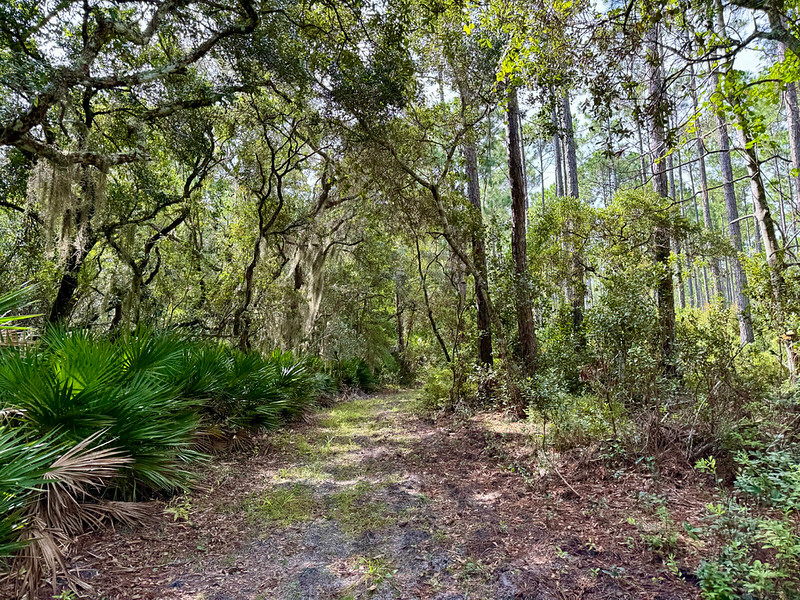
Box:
[1,0,800,597]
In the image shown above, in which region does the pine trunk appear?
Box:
[507,86,538,374]
[645,26,677,374]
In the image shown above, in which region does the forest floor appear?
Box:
[75,390,712,600]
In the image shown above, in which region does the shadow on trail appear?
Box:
[77,391,700,600]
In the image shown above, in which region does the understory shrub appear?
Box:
[0,324,368,594]
[696,447,800,600]
[327,357,378,392]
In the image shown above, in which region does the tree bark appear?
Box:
[415,237,451,363]
[48,239,96,323]
[667,153,686,309]
[464,138,494,365]
[645,26,677,374]
[560,92,586,341]
[562,93,579,199]
[552,101,564,197]
[689,60,726,300]
[778,39,800,210]
[711,8,755,344]
[507,86,538,374]
[455,74,495,367]
[394,281,410,380]
[736,117,786,301]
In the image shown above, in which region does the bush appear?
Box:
[419,364,453,411]
[327,357,378,392]
[179,345,319,430]
[0,328,201,495]
[0,325,337,593]
[696,447,800,600]
[0,426,134,595]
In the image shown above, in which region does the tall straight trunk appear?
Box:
[553,101,564,197]
[715,0,783,308]
[519,111,529,208]
[775,156,788,239]
[687,155,711,305]
[455,75,494,366]
[747,187,763,253]
[668,153,686,309]
[464,138,494,365]
[689,61,726,300]
[562,93,580,198]
[637,123,648,186]
[779,39,800,209]
[561,92,586,341]
[507,86,538,374]
[645,26,677,373]
[789,171,798,247]
[736,117,787,303]
[711,6,754,343]
[538,138,545,214]
[678,150,697,307]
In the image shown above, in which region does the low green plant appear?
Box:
[0,321,341,592]
[735,449,800,512]
[247,484,317,525]
[635,492,680,557]
[326,481,392,534]
[356,555,397,590]
[419,364,453,411]
[328,358,378,392]
[695,448,800,599]
[0,327,202,495]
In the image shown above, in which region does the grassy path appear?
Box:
[79,391,702,600]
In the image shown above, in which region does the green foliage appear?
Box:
[696,448,800,600]
[246,484,318,526]
[0,328,201,495]
[325,481,393,534]
[327,358,379,392]
[420,364,454,411]
[677,305,781,448]
[0,427,61,562]
[735,449,800,513]
[0,284,40,331]
[548,393,627,451]
[0,323,351,590]
[180,345,319,430]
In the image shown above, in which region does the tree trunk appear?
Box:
[562,93,579,199]
[668,153,686,309]
[394,282,409,380]
[645,26,677,374]
[415,237,451,363]
[561,92,585,341]
[779,37,800,209]
[689,60,726,300]
[736,117,787,304]
[552,101,564,197]
[507,86,538,374]
[455,75,495,367]
[48,240,96,323]
[464,138,494,365]
[710,4,755,343]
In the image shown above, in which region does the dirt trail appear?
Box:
[78,391,703,600]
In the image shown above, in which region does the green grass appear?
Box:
[356,554,397,588]
[326,481,394,534]
[247,484,318,525]
[277,464,327,481]
[318,399,376,431]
